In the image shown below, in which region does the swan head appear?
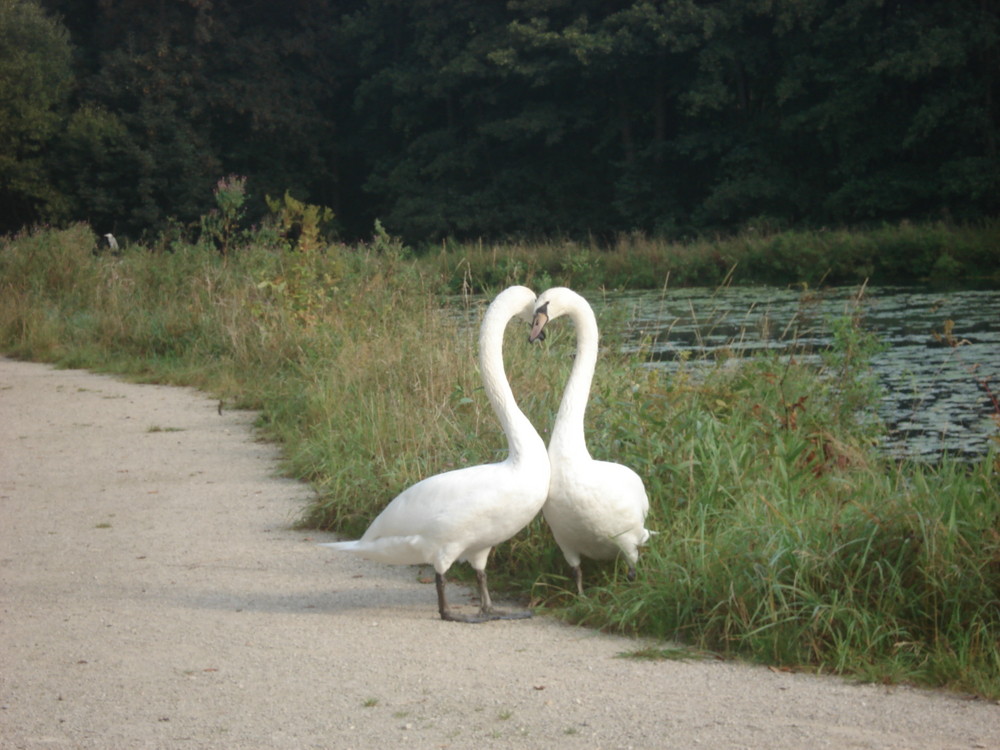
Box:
[512,288,539,324]
[493,285,539,326]
[528,286,582,343]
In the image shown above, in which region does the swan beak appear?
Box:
[528,310,548,343]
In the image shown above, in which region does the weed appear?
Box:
[426,219,1000,292]
[200,175,248,257]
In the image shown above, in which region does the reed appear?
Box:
[526,325,999,697]
[427,219,1000,292]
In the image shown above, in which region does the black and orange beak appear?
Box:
[528,304,549,343]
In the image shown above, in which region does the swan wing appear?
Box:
[328,460,548,570]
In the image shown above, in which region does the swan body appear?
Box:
[530,287,652,595]
[321,286,550,622]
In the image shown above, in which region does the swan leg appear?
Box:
[475,568,533,620]
[435,572,454,620]
[435,572,485,623]
[572,565,585,597]
[475,568,494,611]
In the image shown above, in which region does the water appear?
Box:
[602,285,1000,462]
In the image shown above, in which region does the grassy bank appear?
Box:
[2,222,998,698]
[427,219,1000,291]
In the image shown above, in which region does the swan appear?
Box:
[320,286,550,622]
[529,287,653,596]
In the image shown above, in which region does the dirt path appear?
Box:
[1,357,997,749]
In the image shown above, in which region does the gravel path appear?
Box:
[2,357,997,749]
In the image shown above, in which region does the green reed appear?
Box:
[427,219,1000,292]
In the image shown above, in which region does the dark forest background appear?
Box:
[3,0,998,244]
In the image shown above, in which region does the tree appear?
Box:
[44,0,357,239]
[0,0,73,233]
[769,0,1000,223]
[51,104,147,236]
[18,0,1000,241]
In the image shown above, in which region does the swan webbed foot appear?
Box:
[481,606,533,621]
[440,609,500,624]
[439,607,532,623]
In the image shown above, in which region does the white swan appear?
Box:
[321,286,550,622]
[529,287,653,595]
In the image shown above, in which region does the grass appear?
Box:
[1,221,998,698]
[426,219,1000,292]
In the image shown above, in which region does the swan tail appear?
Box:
[318,540,361,551]
[318,535,431,566]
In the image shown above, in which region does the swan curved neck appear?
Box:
[550,301,598,459]
[479,295,544,463]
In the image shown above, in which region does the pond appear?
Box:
[605,285,1000,462]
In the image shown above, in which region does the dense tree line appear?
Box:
[2,0,998,243]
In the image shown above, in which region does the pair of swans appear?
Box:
[321,286,652,621]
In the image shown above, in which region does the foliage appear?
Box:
[199,175,248,256]
[50,104,136,237]
[265,191,336,253]
[7,0,997,242]
[0,0,74,231]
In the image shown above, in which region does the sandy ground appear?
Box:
[1,357,998,750]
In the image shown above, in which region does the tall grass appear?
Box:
[542,352,999,696]
[0,224,557,536]
[2,222,998,698]
[426,219,1000,292]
